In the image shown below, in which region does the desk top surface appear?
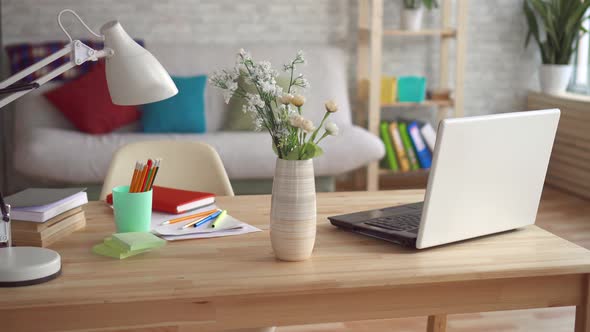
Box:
[2,190,590,310]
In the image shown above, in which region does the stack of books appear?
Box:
[380,120,437,173]
[6,188,88,247]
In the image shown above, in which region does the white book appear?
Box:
[420,123,437,152]
[10,192,88,223]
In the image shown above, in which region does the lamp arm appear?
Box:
[58,9,103,43]
[0,41,112,109]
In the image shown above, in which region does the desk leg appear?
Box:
[427,315,447,332]
[575,275,590,332]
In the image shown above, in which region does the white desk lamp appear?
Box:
[0,9,178,287]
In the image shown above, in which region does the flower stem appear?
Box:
[310,112,330,142]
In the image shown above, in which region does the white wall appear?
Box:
[2,0,539,116]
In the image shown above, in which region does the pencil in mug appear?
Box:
[148,159,161,190]
[139,159,153,192]
[129,161,140,190]
[143,160,156,192]
[130,162,144,193]
[133,160,150,193]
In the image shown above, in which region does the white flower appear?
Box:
[259,79,278,95]
[243,93,265,114]
[302,119,315,133]
[325,100,338,113]
[209,70,239,104]
[296,50,306,64]
[325,121,339,136]
[299,78,310,88]
[279,93,293,105]
[291,94,306,107]
[238,48,251,62]
[289,114,303,128]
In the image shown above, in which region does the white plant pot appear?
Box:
[401,7,423,31]
[539,64,573,95]
[270,158,316,262]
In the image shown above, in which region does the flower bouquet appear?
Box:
[210,49,338,261]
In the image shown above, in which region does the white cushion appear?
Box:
[13,126,384,183]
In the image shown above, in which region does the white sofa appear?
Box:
[12,44,384,191]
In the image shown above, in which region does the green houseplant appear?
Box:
[523,0,590,94]
[401,0,439,31]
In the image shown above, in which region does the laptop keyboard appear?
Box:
[364,213,421,234]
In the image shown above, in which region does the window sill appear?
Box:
[528,90,590,107]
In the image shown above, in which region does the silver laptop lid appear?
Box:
[416,109,560,249]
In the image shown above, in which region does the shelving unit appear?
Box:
[356,0,467,191]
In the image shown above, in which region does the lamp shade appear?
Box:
[100,21,178,105]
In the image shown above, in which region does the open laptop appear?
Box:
[329,109,561,249]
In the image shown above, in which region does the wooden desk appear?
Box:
[2,190,590,332]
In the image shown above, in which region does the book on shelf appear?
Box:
[388,122,410,172]
[381,76,397,104]
[379,119,438,173]
[420,123,437,152]
[408,121,433,168]
[379,121,399,172]
[398,122,420,170]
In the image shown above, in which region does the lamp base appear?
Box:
[0,247,61,287]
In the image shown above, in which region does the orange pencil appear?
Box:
[132,162,146,193]
[130,162,140,192]
[129,161,140,190]
[160,208,218,225]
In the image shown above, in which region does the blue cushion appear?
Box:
[140,75,207,133]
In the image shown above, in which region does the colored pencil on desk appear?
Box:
[191,210,223,229]
[181,209,221,229]
[210,210,227,228]
[160,208,218,225]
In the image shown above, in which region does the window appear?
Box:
[570,14,590,94]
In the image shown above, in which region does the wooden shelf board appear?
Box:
[359,28,456,38]
[383,28,456,38]
[379,169,430,189]
[379,168,430,176]
[382,99,453,108]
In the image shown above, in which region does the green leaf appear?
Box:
[523,0,590,64]
[299,142,324,160]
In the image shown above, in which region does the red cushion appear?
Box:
[44,61,140,134]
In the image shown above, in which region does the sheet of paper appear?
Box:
[150,205,261,241]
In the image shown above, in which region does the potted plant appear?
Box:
[402,0,438,31]
[210,50,339,261]
[524,0,590,94]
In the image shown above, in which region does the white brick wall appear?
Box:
[2,0,541,116]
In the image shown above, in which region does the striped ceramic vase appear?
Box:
[270,158,317,261]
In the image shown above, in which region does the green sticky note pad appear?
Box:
[92,243,150,260]
[111,232,166,252]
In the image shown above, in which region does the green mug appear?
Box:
[112,185,153,233]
